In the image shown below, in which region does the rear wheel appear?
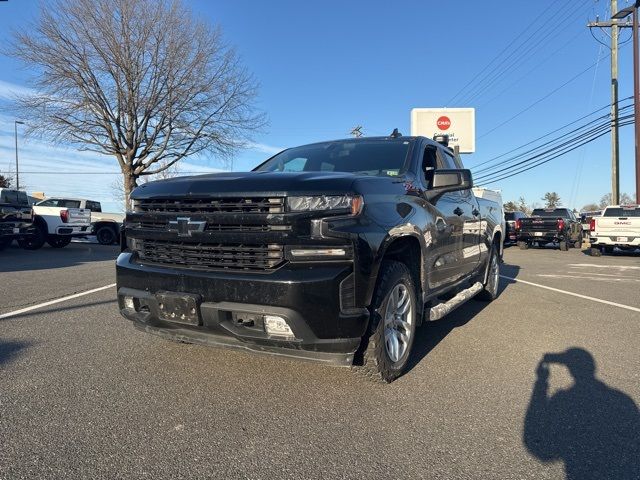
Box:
[18,225,46,250]
[47,235,72,248]
[96,225,117,245]
[517,241,529,250]
[559,240,568,251]
[356,261,417,383]
[476,247,500,302]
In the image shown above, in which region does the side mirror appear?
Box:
[426,169,473,201]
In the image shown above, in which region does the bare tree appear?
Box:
[10,0,264,209]
[599,192,634,208]
[0,174,13,188]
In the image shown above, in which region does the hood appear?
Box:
[132,171,360,199]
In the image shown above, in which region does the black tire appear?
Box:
[517,241,529,250]
[476,246,500,302]
[46,235,72,248]
[559,241,568,251]
[0,238,11,251]
[18,225,46,250]
[355,261,418,383]
[590,247,602,257]
[96,225,117,245]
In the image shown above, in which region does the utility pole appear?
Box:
[14,120,24,191]
[588,1,629,205]
[611,0,620,205]
[612,1,640,204]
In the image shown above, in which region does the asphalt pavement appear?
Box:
[1,244,639,479]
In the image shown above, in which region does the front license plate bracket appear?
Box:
[156,291,202,325]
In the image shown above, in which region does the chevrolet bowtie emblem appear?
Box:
[167,217,206,236]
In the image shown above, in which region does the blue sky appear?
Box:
[0,0,637,212]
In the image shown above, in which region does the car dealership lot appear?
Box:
[1,245,639,479]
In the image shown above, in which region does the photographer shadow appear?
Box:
[524,348,640,479]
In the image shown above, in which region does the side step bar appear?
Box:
[428,282,483,321]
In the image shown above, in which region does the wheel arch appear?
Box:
[368,233,425,321]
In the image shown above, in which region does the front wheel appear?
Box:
[356,261,417,383]
[476,247,500,301]
[47,235,72,248]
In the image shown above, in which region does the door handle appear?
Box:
[453,207,464,216]
[472,208,480,217]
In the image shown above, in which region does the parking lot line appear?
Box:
[0,284,117,320]
[500,275,640,313]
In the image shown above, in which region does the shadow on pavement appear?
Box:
[0,340,30,366]
[0,243,119,273]
[524,348,640,479]
[404,263,521,375]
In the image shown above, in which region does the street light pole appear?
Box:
[14,120,24,191]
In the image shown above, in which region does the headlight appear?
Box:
[287,195,363,215]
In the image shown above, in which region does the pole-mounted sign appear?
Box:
[411,108,476,153]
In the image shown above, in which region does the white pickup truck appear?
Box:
[64,198,123,245]
[589,205,640,256]
[20,198,92,249]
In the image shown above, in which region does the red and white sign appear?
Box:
[437,116,451,130]
[411,108,475,153]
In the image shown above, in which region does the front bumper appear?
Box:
[55,224,90,236]
[116,252,370,365]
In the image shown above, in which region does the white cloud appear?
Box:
[0,80,36,101]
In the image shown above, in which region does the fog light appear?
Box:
[264,315,294,338]
[124,296,135,310]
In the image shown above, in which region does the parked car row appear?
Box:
[503,205,640,256]
[0,188,122,251]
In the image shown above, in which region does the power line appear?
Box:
[458,0,586,106]
[446,2,565,105]
[477,50,613,140]
[470,96,632,171]
[472,101,634,176]
[475,116,634,184]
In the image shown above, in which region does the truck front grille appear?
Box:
[136,239,285,271]
[133,219,291,233]
[135,197,285,214]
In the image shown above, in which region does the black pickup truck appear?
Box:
[0,188,36,251]
[516,208,583,251]
[116,134,504,382]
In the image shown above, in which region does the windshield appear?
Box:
[254,139,412,177]
[531,209,570,218]
[603,207,640,217]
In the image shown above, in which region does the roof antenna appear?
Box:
[390,128,402,138]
